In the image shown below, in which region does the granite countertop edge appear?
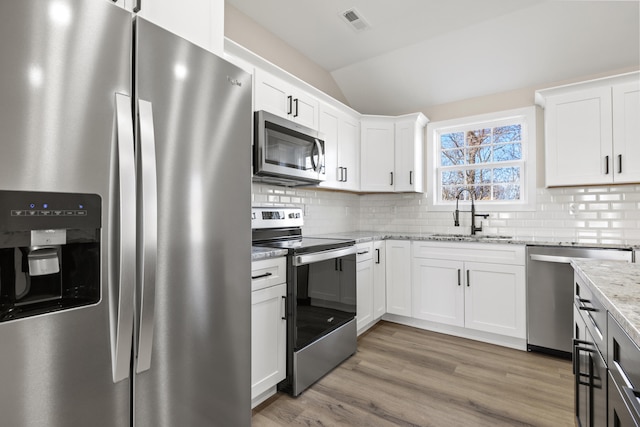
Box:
[570,259,640,348]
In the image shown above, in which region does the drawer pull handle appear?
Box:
[357,251,369,255]
[251,272,273,280]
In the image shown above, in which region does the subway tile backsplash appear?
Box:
[252,183,640,245]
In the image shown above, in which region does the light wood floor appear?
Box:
[252,321,575,427]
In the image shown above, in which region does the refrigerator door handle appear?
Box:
[110,93,136,383]
[135,99,158,374]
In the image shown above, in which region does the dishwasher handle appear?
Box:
[529,254,573,264]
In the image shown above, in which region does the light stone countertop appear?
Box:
[571,259,640,347]
[309,230,639,250]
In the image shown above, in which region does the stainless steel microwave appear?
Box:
[253,110,326,186]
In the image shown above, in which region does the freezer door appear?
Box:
[0,1,133,426]
[133,18,253,427]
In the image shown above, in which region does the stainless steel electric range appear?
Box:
[252,206,357,396]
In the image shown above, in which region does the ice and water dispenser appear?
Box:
[0,190,101,321]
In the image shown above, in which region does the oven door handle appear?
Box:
[293,246,356,266]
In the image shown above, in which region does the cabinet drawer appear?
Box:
[609,313,640,391]
[412,241,525,265]
[251,257,287,292]
[356,242,373,262]
[574,274,607,357]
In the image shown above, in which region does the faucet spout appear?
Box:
[453,189,488,235]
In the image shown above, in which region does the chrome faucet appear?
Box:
[453,189,489,235]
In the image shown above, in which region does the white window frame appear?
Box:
[426,106,537,212]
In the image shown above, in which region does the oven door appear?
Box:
[292,246,356,351]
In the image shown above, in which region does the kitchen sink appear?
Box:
[429,233,513,240]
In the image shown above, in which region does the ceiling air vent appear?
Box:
[340,7,370,32]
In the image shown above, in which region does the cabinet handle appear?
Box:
[293,98,299,117]
[357,251,369,255]
[338,167,344,182]
[605,155,610,175]
[575,296,597,312]
[133,0,141,12]
[251,272,273,280]
[281,296,287,320]
[339,258,343,271]
[287,95,293,115]
[344,167,348,182]
[390,172,394,186]
[409,171,413,185]
[466,270,470,287]
[457,269,461,286]
[375,248,380,264]
[618,154,623,174]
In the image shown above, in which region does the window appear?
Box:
[427,107,537,211]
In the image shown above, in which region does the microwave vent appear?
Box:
[340,8,370,32]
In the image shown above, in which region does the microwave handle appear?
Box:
[313,138,324,172]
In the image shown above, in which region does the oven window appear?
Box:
[294,254,356,350]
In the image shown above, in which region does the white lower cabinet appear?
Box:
[356,242,374,334]
[251,258,287,407]
[372,240,386,320]
[385,240,412,317]
[407,241,527,346]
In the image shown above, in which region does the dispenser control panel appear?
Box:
[0,190,101,232]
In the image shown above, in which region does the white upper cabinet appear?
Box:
[255,68,319,130]
[361,118,395,192]
[137,0,224,55]
[319,104,361,191]
[612,81,640,183]
[361,113,428,192]
[394,115,427,192]
[537,72,640,187]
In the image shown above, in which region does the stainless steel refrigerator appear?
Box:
[0,1,252,426]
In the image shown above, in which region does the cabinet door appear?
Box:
[361,120,395,191]
[356,258,374,333]
[545,87,613,186]
[251,283,286,400]
[372,240,386,319]
[464,262,525,338]
[254,68,291,120]
[318,105,340,189]
[338,114,361,191]
[394,119,423,192]
[293,90,319,130]
[412,258,464,327]
[385,240,412,316]
[613,81,640,183]
[137,0,216,53]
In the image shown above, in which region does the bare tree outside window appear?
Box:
[439,123,523,202]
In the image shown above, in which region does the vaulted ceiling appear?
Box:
[226,0,640,115]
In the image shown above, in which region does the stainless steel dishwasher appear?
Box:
[526,245,633,358]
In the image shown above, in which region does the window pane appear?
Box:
[466,169,492,184]
[469,145,492,164]
[441,132,464,150]
[441,186,461,201]
[494,185,521,200]
[494,143,522,161]
[494,125,521,143]
[471,185,492,201]
[442,170,466,185]
[441,148,465,166]
[466,129,491,147]
[493,167,520,183]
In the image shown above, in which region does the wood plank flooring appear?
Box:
[252,321,575,427]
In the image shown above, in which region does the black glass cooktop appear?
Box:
[253,237,355,254]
